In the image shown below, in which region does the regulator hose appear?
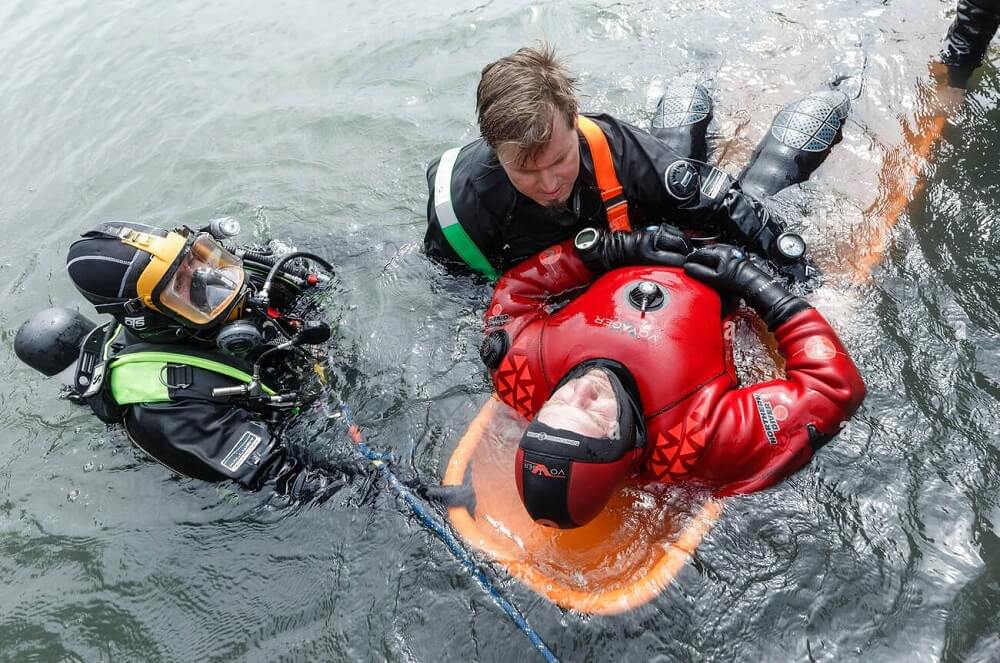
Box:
[262,251,334,302]
[222,242,334,283]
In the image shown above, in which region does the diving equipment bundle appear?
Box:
[15,219,336,420]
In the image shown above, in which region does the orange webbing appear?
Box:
[578,116,632,232]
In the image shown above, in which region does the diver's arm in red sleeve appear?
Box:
[701,307,867,495]
[483,239,595,345]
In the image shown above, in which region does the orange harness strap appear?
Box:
[577,116,632,232]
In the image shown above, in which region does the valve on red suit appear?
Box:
[480,330,509,369]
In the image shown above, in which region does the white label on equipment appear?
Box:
[526,430,580,447]
[221,431,263,472]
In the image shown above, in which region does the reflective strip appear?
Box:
[103,325,124,359]
[434,147,500,281]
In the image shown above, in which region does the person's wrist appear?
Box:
[738,263,811,328]
[574,228,608,273]
[761,294,811,329]
[737,262,781,304]
[479,330,509,369]
[604,231,636,268]
[732,259,769,294]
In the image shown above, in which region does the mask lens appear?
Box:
[157,234,244,326]
[190,267,238,310]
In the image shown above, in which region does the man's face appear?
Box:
[497,114,580,210]
[536,368,619,439]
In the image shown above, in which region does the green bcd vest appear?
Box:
[78,324,276,422]
[108,351,275,405]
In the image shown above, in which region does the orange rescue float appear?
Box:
[442,395,723,615]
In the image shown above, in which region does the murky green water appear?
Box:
[1,0,998,660]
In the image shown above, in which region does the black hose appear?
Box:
[223,241,333,284]
[263,252,334,302]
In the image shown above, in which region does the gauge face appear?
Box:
[776,232,806,260]
[574,228,599,250]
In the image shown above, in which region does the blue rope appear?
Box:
[340,405,560,663]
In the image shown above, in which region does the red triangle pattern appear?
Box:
[495,353,536,418]
[646,409,708,483]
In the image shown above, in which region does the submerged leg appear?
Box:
[738,90,850,200]
[940,0,1000,88]
[650,81,713,162]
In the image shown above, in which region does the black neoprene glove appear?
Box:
[574,224,692,274]
[720,192,785,261]
[683,244,811,329]
[716,191,819,287]
[941,0,1000,88]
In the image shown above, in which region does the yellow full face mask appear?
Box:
[118,227,246,328]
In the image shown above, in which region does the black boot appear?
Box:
[650,81,713,162]
[940,0,1000,88]
[738,90,850,200]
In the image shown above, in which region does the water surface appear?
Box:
[1,0,998,660]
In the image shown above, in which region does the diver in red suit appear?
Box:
[479,226,866,529]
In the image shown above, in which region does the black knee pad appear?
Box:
[738,90,850,200]
[650,82,713,162]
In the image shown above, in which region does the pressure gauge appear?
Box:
[774,232,806,263]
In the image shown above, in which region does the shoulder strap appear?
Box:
[577,116,632,232]
[433,147,501,281]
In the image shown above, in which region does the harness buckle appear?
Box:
[162,364,194,390]
[123,298,145,314]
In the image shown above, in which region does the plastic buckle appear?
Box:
[162,364,194,390]
[123,298,145,314]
